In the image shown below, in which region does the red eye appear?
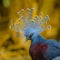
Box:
[29,33,33,38]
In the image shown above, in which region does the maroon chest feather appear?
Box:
[29,42,48,60]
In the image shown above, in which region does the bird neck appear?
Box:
[31,34,46,46]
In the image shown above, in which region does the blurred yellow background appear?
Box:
[0,0,60,60]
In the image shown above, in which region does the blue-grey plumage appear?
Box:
[52,56,60,60]
[24,27,60,60]
[45,46,60,60]
[25,27,60,48]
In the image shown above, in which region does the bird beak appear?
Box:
[25,39,28,42]
[24,37,29,42]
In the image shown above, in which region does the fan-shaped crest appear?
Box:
[9,8,51,36]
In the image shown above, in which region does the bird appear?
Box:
[9,8,60,60]
[24,27,60,60]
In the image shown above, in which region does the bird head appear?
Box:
[9,8,50,43]
[24,26,41,42]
